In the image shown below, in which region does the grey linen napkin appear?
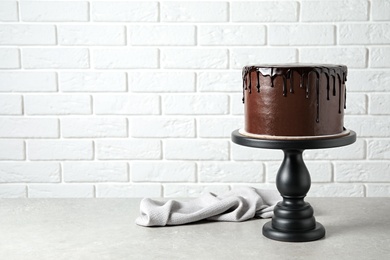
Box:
[136,187,281,227]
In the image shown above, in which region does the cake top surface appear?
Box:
[243,63,347,69]
[242,63,348,79]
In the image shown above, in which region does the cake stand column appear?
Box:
[262,149,325,242]
[231,129,356,242]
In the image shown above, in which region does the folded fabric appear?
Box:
[136,187,281,227]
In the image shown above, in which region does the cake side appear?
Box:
[242,64,347,136]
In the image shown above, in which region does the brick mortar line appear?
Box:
[5,21,389,25]
[4,45,389,48]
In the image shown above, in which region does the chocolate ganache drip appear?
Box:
[242,64,348,123]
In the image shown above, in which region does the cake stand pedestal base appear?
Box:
[263,221,325,242]
[231,129,356,242]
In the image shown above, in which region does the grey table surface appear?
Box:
[0,198,390,260]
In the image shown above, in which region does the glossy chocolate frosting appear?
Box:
[242,64,348,136]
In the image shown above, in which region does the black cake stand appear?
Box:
[231,129,356,242]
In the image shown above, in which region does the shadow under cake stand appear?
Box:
[231,129,357,242]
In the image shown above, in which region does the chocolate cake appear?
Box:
[241,64,348,137]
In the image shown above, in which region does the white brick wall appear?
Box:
[58,25,126,46]
[23,48,90,69]
[128,25,196,46]
[300,47,367,68]
[198,25,266,46]
[0,2,18,22]
[0,95,22,115]
[20,1,89,22]
[59,72,126,92]
[0,0,389,198]
[63,162,128,182]
[370,47,390,68]
[0,162,60,183]
[0,72,57,92]
[339,23,390,45]
[301,0,368,22]
[129,71,195,92]
[28,140,93,160]
[93,48,158,69]
[268,25,335,45]
[231,1,298,22]
[130,117,195,137]
[231,48,298,68]
[161,2,228,22]
[131,161,196,182]
[161,49,228,69]
[0,25,56,45]
[96,139,161,160]
[91,1,158,22]
[164,139,229,160]
[25,95,92,115]
[162,94,229,115]
[0,118,59,138]
[94,94,160,115]
[0,140,25,160]
[372,0,390,21]
[61,118,127,138]
[28,184,94,198]
[0,48,20,69]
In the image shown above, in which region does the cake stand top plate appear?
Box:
[231,129,356,150]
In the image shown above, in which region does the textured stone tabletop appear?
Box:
[0,198,389,259]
